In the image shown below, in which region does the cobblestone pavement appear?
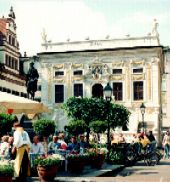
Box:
[114,159,170,182]
[22,159,170,182]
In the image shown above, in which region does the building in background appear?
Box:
[38,23,165,143]
[0,7,27,97]
[161,47,170,132]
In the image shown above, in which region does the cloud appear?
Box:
[13,1,114,55]
[5,0,170,55]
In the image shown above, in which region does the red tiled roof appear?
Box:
[0,18,7,35]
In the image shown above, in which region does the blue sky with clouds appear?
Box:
[0,0,170,55]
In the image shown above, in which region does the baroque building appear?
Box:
[162,47,170,132]
[0,7,27,97]
[38,24,164,142]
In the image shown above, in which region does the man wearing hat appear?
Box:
[12,119,31,181]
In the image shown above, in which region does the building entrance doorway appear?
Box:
[92,84,103,98]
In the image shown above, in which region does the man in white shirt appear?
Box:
[30,135,45,154]
[12,120,31,181]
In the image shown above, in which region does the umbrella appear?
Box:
[0,91,49,114]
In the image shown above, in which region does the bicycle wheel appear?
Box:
[145,153,158,166]
[125,148,136,166]
[155,150,163,164]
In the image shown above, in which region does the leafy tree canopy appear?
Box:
[63,97,130,131]
[89,120,107,133]
[0,113,15,137]
[64,120,88,137]
[33,119,56,137]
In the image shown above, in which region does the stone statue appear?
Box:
[41,28,47,43]
[41,29,48,50]
[151,19,159,37]
[26,62,39,100]
[92,66,102,79]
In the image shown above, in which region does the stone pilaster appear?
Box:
[41,63,49,105]
[146,63,152,101]
[151,57,160,106]
[125,62,131,102]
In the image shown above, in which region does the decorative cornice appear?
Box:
[132,74,145,80]
[131,60,144,67]
[72,75,84,81]
[71,63,83,69]
[53,64,64,69]
[53,78,65,83]
[110,74,124,81]
[112,61,124,67]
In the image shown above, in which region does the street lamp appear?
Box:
[103,82,112,101]
[103,82,112,161]
[140,103,146,133]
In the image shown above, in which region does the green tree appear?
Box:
[32,119,56,137]
[64,120,88,137]
[0,113,14,137]
[63,97,130,142]
[89,120,107,133]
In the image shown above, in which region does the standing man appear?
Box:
[162,131,170,159]
[12,120,31,181]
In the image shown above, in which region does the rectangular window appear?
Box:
[74,84,83,97]
[38,85,41,91]
[113,82,123,101]
[11,58,14,69]
[55,71,64,76]
[12,37,15,46]
[15,60,18,70]
[9,56,12,68]
[2,88,7,92]
[112,69,122,74]
[133,81,143,100]
[15,91,19,96]
[21,92,25,97]
[5,55,9,66]
[73,70,83,75]
[133,68,143,73]
[6,89,11,93]
[55,85,64,103]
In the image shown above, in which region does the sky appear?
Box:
[0,0,170,56]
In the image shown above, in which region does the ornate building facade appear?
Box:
[38,29,164,142]
[161,47,170,131]
[0,7,27,97]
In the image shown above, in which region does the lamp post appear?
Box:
[140,103,146,133]
[103,82,112,161]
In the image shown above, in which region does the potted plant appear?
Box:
[66,152,89,173]
[33,154,63,181]
[0,160,14,182]
[87,148,107,169]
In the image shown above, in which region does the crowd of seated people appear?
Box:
[110,131,158,156]
[0,130,159,160]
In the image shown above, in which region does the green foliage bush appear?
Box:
[64,120,88,136]
[0,113,14,137]
[109,144,127,164]
[89,120,107,133]
[33,119,56,137]
[0,162,14,177]
[33,154,62,168]
[63,97,131,142]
